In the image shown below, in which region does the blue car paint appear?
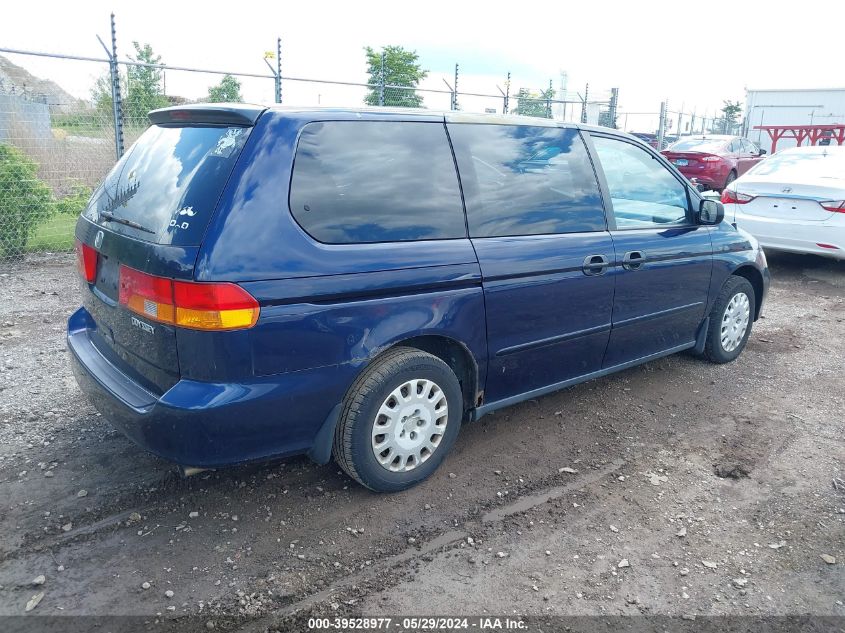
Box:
[472,232,615,400]
[68,106,770,469]
[70,306,357,466]
[601,227,713,367]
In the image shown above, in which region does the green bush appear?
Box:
[0,144,54,257]
[54,183,93,216]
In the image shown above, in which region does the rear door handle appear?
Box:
[622,250,646,271]
[582,254,609,276]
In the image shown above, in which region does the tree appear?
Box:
[91,72,125,121]
[715,100,742,134]
[125,42,169,124]
[512,87,555,118]
[207,75,243,103]
[364,46,428,108]
[91,42,169,127]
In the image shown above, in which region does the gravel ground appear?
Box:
[0,251,842,631]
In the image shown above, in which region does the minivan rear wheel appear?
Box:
[332,347,463,492]
[703,276,755,364]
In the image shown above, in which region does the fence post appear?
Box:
[276,37,282,104]
[609,88,619,129]
[452,63,459,111]
[580,83,589,123]
[676,101,684,139]
[378,51,386,107]
[657,100,667,150]
[108,12,124,160]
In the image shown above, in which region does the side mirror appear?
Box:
[758,149,767,156]
[698,198,724,225]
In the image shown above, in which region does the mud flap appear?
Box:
[306,403,343,465]
[693,316,710,355]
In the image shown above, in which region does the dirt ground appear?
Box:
[0,251,842,632]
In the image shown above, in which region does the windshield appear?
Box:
[747,149,845,179]
[667,138,727,153]
[84,124,250,246]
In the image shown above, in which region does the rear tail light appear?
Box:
[75,239,98,283]
[118,265,259,331]
[721,189,755,205]
[701,155,721,162]
[820,200,845,213]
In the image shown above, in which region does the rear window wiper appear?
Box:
[99,211,156,234]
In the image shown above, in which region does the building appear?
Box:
[744,87,845,149]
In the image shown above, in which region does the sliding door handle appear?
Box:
[582,254,609,276]
[622,250,646,271]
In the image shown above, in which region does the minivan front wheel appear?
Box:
[333,347,463,492]
[703,276,755,363]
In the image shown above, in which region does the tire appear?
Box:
[722,170,737,191]
[703,276,755,364]
[332,347,463,492]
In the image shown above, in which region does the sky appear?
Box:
[2,0,843,133]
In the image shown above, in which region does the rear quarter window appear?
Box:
[447,124,606,237]
[288,121,466,244]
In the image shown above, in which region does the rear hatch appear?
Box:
[75,105,261,393]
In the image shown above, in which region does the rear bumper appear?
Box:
[68,307,355,468]
[678,170,725,189]
[734,213,845,261]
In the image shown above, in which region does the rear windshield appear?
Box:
[667,138,727,153]
[84,124,250,246]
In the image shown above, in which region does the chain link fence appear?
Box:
[3,32,691,262]
[0,53,115,259]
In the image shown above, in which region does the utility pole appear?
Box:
[503,71,511,114]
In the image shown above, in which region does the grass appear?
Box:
[27,214,77,252]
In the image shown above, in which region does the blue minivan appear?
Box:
[69,104,770,491]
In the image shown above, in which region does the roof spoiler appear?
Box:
[148,103,267,127]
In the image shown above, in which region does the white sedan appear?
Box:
[721,146,845,260]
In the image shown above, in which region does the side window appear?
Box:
[743,139,759,154]
[448,124,605,237]
[289,121,465,244]
[591,135,690,229]
[728,140,741,153]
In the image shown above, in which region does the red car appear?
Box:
[661,135,766,191]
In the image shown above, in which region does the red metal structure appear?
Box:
[754,124,845,154]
